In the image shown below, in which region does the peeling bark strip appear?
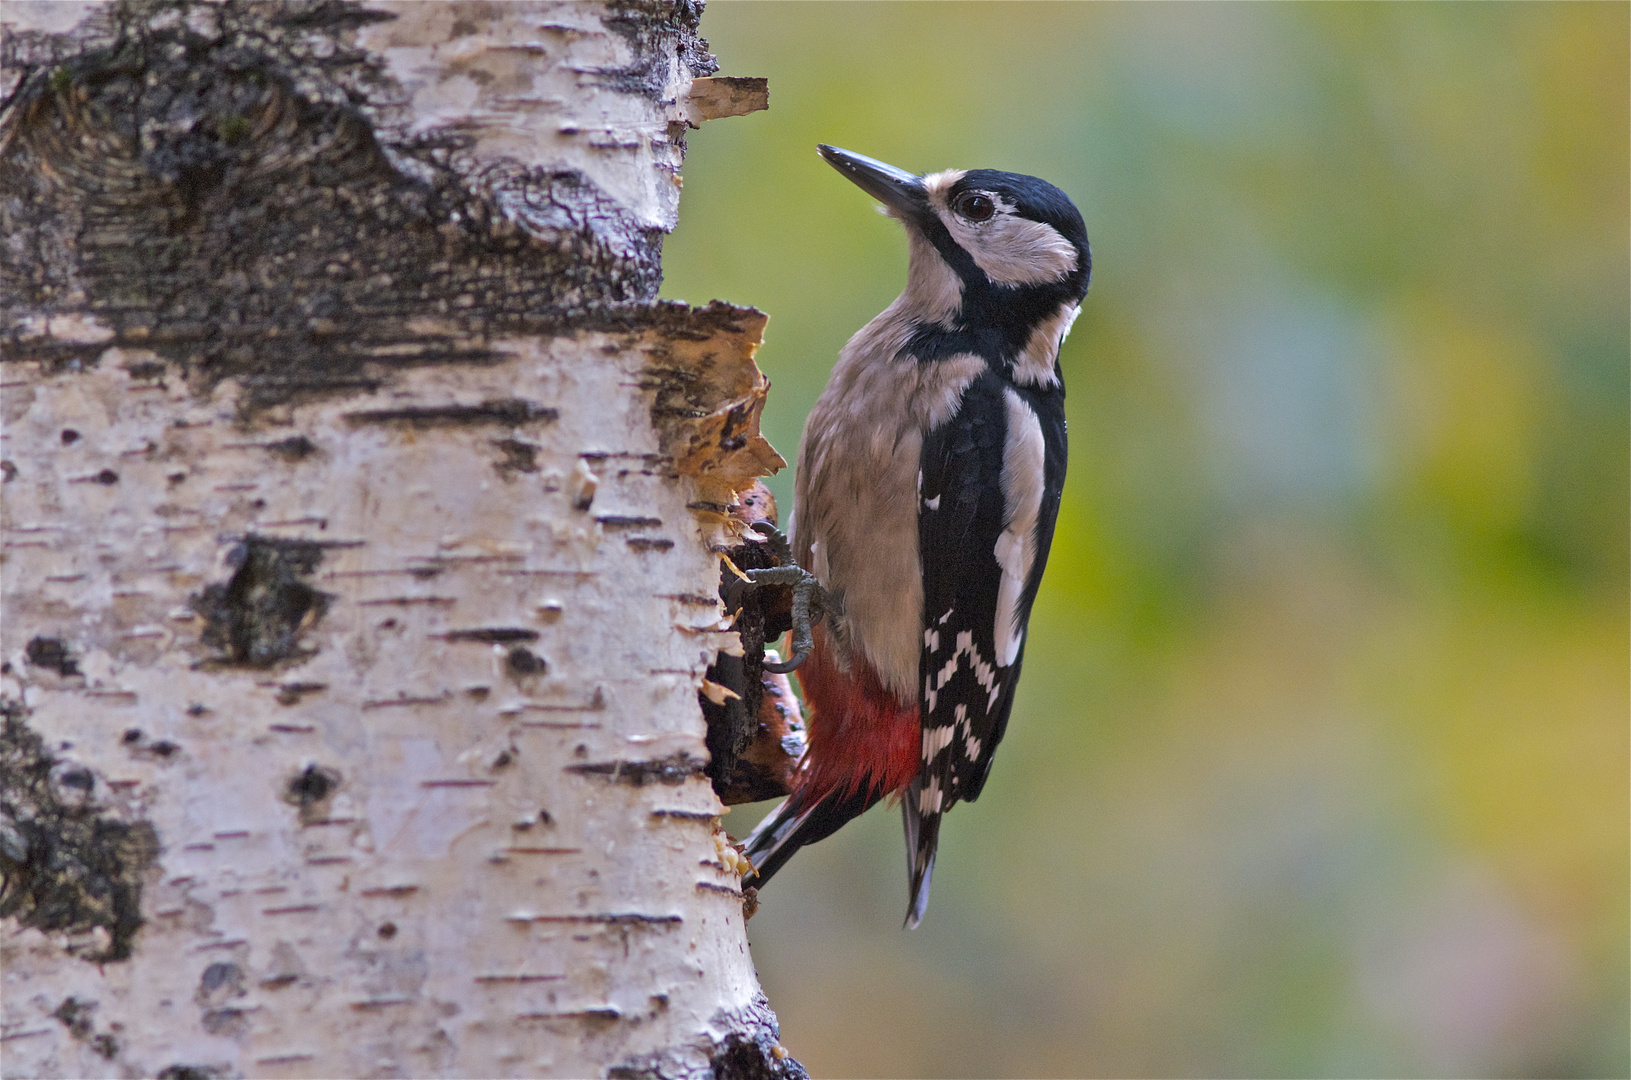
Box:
[1,2,803,1077]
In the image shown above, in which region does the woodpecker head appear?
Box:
[819,144,1090,379]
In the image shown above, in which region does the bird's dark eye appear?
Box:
[954,193,996,222]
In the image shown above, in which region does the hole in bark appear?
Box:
[377,921,397,939]
[60,429,80,444]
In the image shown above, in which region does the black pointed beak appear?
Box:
[818,144,927,220]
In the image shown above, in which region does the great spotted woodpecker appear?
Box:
[741,146,1090,926]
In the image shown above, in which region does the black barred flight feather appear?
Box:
[909,370,1065,924]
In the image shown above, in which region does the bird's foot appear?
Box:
[742,521,825,673]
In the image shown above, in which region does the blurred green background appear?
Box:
[659,4,1628,1076]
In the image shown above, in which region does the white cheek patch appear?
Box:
[994,389,1046,666]
[932,198,1079,288]
[967,216,1078,286]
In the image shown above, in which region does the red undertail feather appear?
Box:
[794,624,920,805]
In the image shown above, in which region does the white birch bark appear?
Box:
[0,2,795,1077]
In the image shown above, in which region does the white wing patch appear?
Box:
[994,389,1046,667]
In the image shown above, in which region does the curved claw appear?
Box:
[746,565,824,674]
[747,520,798,570]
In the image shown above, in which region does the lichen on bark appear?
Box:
[0,702,160,963]
[0,0,710,411]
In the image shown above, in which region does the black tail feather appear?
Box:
[740,785,883,892]
[901,776,940,928]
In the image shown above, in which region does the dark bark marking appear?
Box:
[156,1066,230,1080]
[264,435,318,461]
[344,400,558,427]
[0,703,160,963]
[597,515,663,529]
[192,535,334,667]
[281,761,342,827]
[25,636,80,677]
[282,763,338,807]
[610,994,807,1080]
[0,1,722,413]
[493,437,539,475]
[440,627,540,644]
[274,681,327,705]
[196,960,247,1007]
[649,809,716,823]
[505,647,547,678]
[52,995,95,1038]
[566,753,707,787]
[521,913,682,926]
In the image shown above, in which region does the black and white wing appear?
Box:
[905,371,1066,926]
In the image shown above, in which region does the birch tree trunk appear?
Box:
[0,2,800,1076]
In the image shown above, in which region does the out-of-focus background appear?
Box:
[659,4,1628,1076]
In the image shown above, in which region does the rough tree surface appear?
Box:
[0,2,800,1077]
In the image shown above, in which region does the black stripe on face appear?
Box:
[905,209,1088,367]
